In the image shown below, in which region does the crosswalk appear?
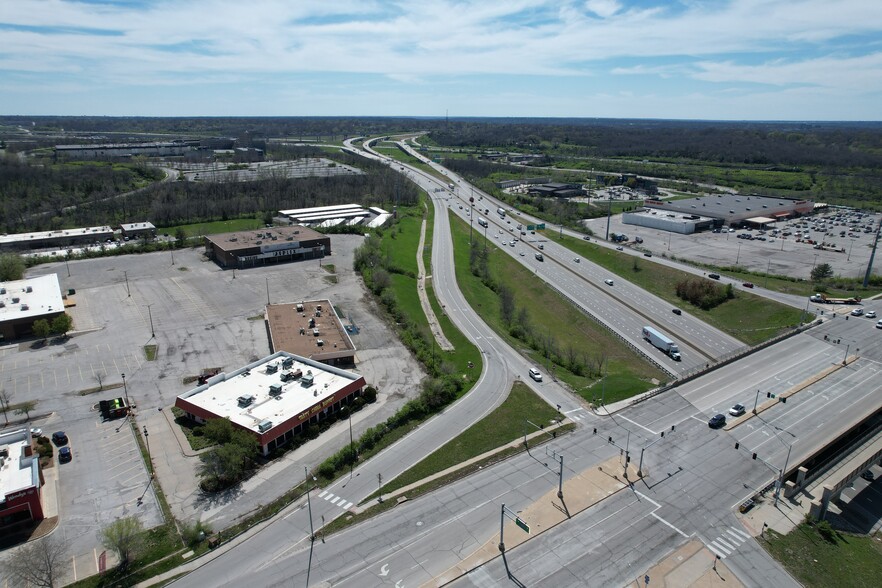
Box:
[566,409,589,421]
[317,489,354,510]
[706,526,752,559]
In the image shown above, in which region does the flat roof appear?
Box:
[745,216,776,224]
[0,226,114,246]
[645,194,810,216]
[296,210,368,222]
[176,351,362,435]
[0,274,64,323]
[279,204,362,216]
[266,300,355,361]
[204,225,326,253]
[0,429,38,496]
[626,209,714,223]
[120,222,155,231]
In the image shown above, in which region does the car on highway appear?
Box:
[519,251,524,256]
[52,431,68,446]
[529,368,543,382]
[582,236,591,241]
[729,404,746,417]
[643,251,652,257]
[604,279,614,286]
[851,308,864,316]
[708,273,720,280]
[867,311,877,318]
[672,308,681,315]
[742,282,754,288]
[708,414,726,428]
[58,446,72,463]
[616,246,624,251]
[573,257,580,263]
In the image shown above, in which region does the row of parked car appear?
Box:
[31,428,72,462]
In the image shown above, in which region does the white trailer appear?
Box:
[642,326,681,361]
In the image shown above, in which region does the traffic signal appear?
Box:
[752,453,758,460]
[781,397,787,404]
[735,442,740,450]
[608,436,613,444]
[593,427,597,435]
[767,392,773,398]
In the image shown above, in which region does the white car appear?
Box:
[574,257,580,263]
[867,311,877,318]
[877,319,882,329]
[851,308,864,316]
[30,428,43,438]
[529,368,543,382]
[604,279,614,286]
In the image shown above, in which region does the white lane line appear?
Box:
[331,497,342,505]
[725,529,745,543]
[708,542,729,558]
[324,493,335,502]
[716,537,736,550]
[711,540,731,555]
[617,414,658,435]
[318,490,328,499]
[343,501,353,509]
[651,512,690,538]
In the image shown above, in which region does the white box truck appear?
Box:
[642,326,681,361]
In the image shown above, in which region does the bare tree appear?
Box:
[6,535,67,587]
[15,399,37,420]
[0,388,12,425]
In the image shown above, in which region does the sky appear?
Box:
[2,0,881,120]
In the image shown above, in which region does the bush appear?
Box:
[362,386,377,403]
[180,519,212,547]
[675,278,732,310]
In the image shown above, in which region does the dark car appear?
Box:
[582,236,591,241]
[742,282,754,288]
[672,308,682,315]
[708,273,721,280]
[58,446,72,463]
[643,252,652,257]
[52,431,68,446]
[708,414,726,428]
[861,470,875,481]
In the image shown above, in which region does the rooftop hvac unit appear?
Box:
[237,394,256,407]
[316,339,324,346]
[312,328,320,336]
[266,363,278,374]
[258,420,273,433]
[269,384,283,396]
[26,286,32,293]
[21,304,29,311]
[282,357,294,369]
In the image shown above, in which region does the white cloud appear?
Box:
[584,0,621,19]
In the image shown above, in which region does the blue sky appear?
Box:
[1,0,881,120]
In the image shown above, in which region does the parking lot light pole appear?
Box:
[143,425,151,473]
[147,304,155,339]
[304,467,315,542]
[122,373,130,407]
[753,389,762,414]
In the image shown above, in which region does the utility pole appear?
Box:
[377,473,383,503]
[121,373,130,407]
[124,271,131,297]
[304,467,315,541]
[265,277,270,306]
[146,304,155,339]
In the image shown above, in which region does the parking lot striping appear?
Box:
[71,555,77,581]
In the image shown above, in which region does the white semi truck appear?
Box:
[642,326,681,361]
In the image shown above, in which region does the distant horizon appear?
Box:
[3,1,881,121]
[4,114,882,126]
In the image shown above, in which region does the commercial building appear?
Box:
[643,194,813,228]
[54,141,198,160]
[0,429,45,533]
[266,300,356,366]
[204,226,331,269]
[0,274,65,341]
[0,226,114,252]
[175,351,366,455]
[120,222,156,240]
[527,182,585,198]
[622,209,716,234]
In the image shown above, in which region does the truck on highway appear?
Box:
[477,217,488,228]
[497,207,506,218]
[809,293,862,305]
[642,326,681,361]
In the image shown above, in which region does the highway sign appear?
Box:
[515,517,530,533]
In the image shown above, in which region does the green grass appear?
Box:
[763,523,882,588]
[378,381,562,496]
[373,145,450,181]
[450,213,666,403]
[160,218,262,236]
[144,345,157,361]
[541,232,806,346]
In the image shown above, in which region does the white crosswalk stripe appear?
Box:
[706,526,752,559]
[343,501,353,509]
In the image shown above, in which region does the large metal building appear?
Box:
[204,226,331,269]
[643,194,814,227]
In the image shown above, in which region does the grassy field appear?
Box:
[161,218,262,236]
[373,144,450,181]
[450,213,666,402]
[378,381,561,496]
[763,523,882,588]
[539,232,805,346]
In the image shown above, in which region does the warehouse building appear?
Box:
[54,141,198,160]
[622,209,716,234]
[120,222,156,240]
[175,351,366,455]
[0,226,114,252]
[204,226,331,269]
[266,300,357,366]
[643,194,814,228]
[0,429,45,534]
[0,274,65,341]
[528,182,586,198]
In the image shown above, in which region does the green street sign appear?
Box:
[537,223,546,230]
[527,224,535,231]
[515,518,530,533]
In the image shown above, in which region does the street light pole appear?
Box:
[146,304,155,339]
[304,466,315,542]
[143,425,151,473]
[124,271,131,297]
[121,373,130,407]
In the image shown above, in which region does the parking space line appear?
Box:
[72,555,77,581]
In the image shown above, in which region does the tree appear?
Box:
[0,253,25,281]
[33,318,51,341]
[175,228,187,248]
[5,534,67,587]
[51,313,73,337]
[100,516,144,569]
[197,443,251,489]
[15,400,37,419]
[0,388,12,425]
[811,263,834,282]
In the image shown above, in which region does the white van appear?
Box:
[529,368,542,382]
